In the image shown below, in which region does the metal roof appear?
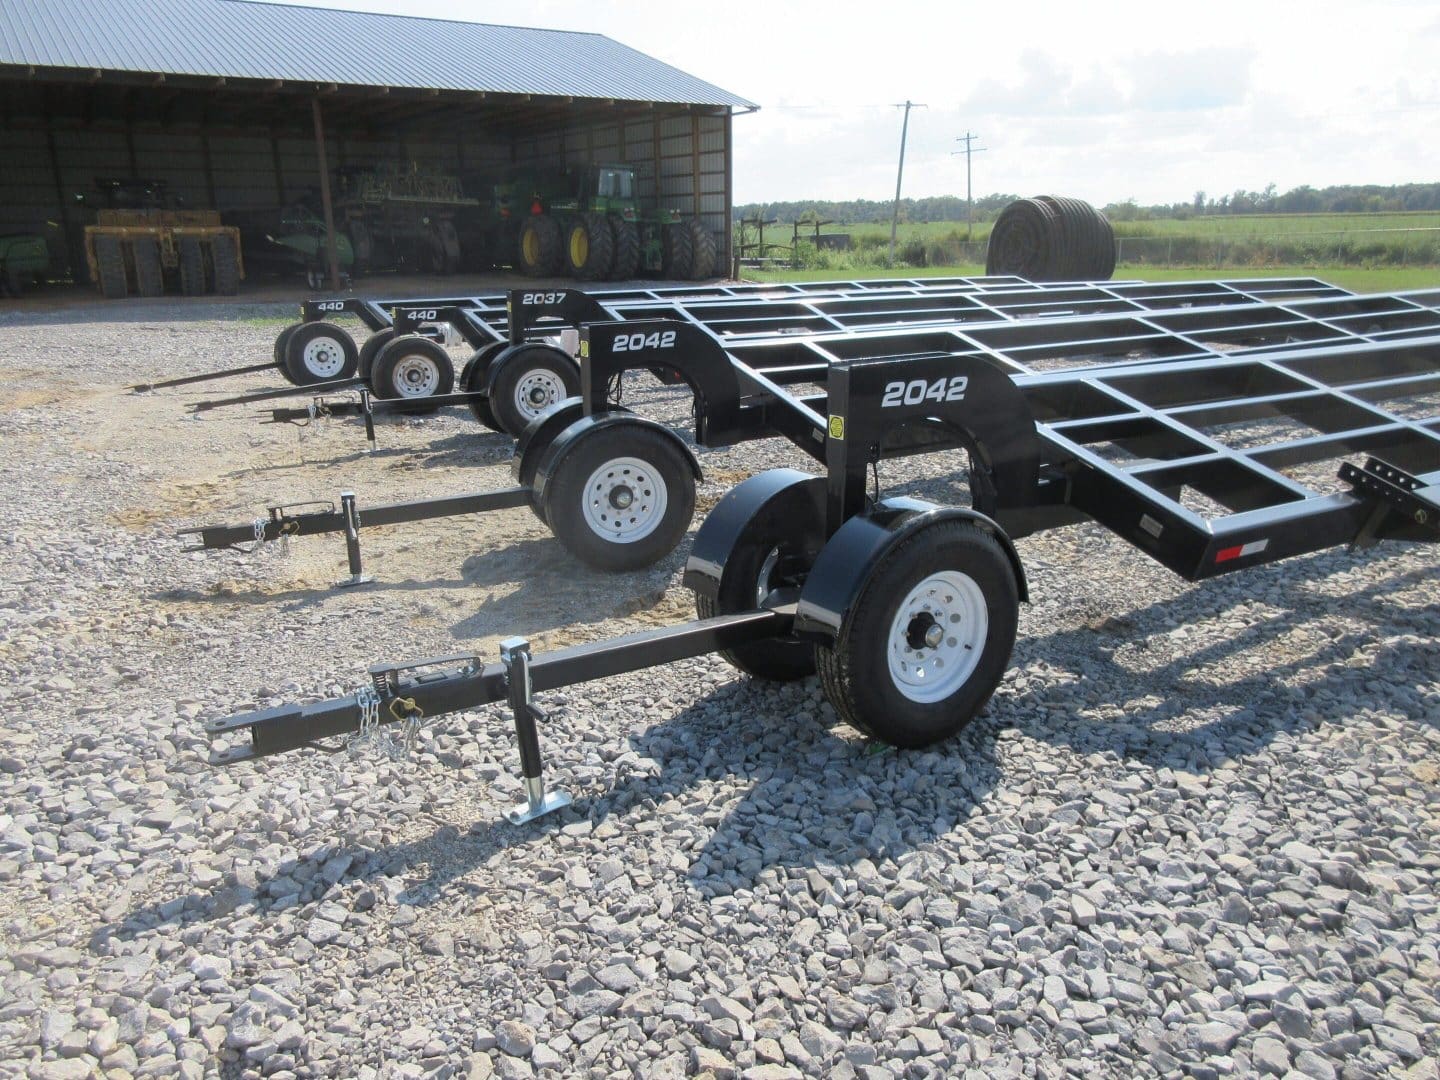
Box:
[0,0,756,108]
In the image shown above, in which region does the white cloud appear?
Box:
[275,0,1438,206]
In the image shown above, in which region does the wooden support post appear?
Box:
[311,96,340,291]
[723,110,734,277]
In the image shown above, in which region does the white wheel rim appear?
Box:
[390,355,441,398]
[580,456,668,544]
[886,570,988,703]
[303,336,346,379]
[515,369,566,422]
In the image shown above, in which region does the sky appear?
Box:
[278,0,1439,207]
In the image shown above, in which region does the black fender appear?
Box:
[512,398,631,489]
[682,469,825,602]
[531,412,703,508]
[484,342,578,398]
[793,500,1028,645]
[459,340,511,393]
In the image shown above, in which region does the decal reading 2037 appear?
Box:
[880,375,969,407]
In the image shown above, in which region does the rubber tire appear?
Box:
[610,220,641,280]
[662,223,693,280]
[210,234,240,295]
[693,489,824,681]
[272,322,304,369]
[567,212,615,281]
[816,520,1018,748]
[132,238,164,298]
[370,336,455,401]
[460,341,509,431]
[93,236,129,299]
[544,422,696,571]
[357,328,396,381]
[489,345,581,437]
[687,219,718,280]
[178,237,206,296]
[283,321,359,386]
[518,215,563,277]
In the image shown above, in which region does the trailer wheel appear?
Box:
[817,520,1017,747]
[687,219,718,280]
[518,215,563,277]
[545,422,695,570]
[283,321,359,385]
[694,489,823,681]
[272,322,304,369]
[567,213,615,281]
[357,328,396,381]
[371,336,455,401]
[93,236,128,298]
[460,342,509,431]
[662,222,694,280]
[178,237,206,296]
[610,220,641,280]
[210,234,241,295]
[488,345,580,436]
[132,238,165,298]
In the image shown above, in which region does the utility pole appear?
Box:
[951,131,988,240]
[890,100,925,264]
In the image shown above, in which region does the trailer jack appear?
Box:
[500,638,573,824]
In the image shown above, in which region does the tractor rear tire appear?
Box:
[687,219,718,280]
[210,234,241,295]
[518,215,563,277]
[610,220,641,280]
[132,238,165,298]
[662,223,694,280]
[94,237,128,299]
[178,237,206,296]
[567,212,615,281]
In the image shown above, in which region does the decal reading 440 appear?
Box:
[315,301,346,312]
[881,376,969,408]
[521,291,568,305]
[613,330,678,352]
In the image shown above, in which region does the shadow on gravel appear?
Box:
[1004,551,1437,766]
[99,548,1435,941]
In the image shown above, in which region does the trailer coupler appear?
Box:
[1341,457,1440,547]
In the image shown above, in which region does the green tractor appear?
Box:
[513,165,717,282]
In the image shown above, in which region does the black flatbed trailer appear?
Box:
[182,276,1363,440]
[206,292,1440,823]
[182,283,1440,579]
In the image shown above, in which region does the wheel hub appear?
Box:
[303,337,345,379]
[515,370,565,421]
[391,356,440,398]
[887,570,988,703]
[581,456,668,544]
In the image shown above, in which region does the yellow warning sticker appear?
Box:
[580,340,589,358]
[828,415,845,440]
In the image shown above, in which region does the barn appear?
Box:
[0,0,755,291]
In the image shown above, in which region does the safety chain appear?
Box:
[345,684,382,758]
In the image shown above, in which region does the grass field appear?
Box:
[741,263,1440,294]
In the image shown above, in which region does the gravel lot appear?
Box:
[0,297,1437,1080]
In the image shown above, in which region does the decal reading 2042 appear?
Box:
[614,330,678,352]
[881,376,968,407]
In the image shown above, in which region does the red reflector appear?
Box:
[1215,545,1244,563]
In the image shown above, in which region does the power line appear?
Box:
[890,100,926,263]
[951,131,988,239]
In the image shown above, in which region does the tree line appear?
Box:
[736,183,1440,225]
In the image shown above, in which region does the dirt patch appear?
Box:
[108,479,229,531]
